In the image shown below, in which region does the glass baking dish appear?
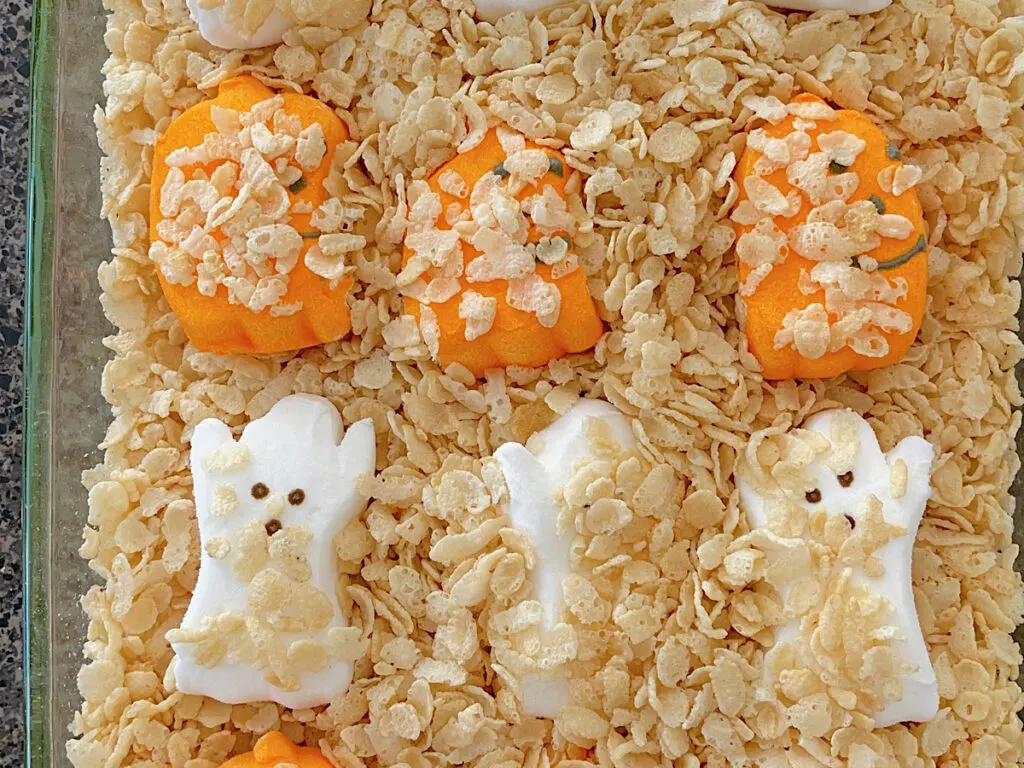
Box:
[22,0,1024,763]
[25,0,111,760]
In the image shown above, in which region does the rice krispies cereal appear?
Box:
[78,0,1024,766]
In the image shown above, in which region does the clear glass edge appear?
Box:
[16,0,1024,762]
[25,0,57,758]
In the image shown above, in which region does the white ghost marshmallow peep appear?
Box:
[474,0,888,26]
[168,394,375,708]
[738,409,937,728]
[474,0,570,22]
[186,0,293,49]
[758,0,890,14]
[493,399,636,718]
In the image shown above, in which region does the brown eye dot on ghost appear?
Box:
[251,482,270,499]
[265,519,283,536]
[288,489,305,506]
[844,514,857,529]
[805,488,822,504]
[838,471,855,487]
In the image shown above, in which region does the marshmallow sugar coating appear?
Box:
[762,0,890,12]
[494,399,636,718]
[738,409,938,727]
[474,0,888,23]
[474,0,568,22]
[186,0,293,49]
[170,395,375,708]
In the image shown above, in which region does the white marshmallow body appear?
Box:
[494,399,636,718]
[187,0,293,49]
[474,0,889,25]
[738,409,937,727]
[172,394,375,708]
[474,0,569,22]
[760,0,890,14]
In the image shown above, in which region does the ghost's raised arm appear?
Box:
[737,475,770,530]
[334,418,377,528]
[493,436,570,719]
[494,442,564,634]
[336,419,376,482]
[189,418,235,525]
[884,435,934,532]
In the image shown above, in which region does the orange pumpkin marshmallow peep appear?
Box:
[400,128,604,377]
[150,75,357,355]
[220,732,332,768]
[732,93,928,380]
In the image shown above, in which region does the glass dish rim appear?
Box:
[24,0,59,758]
[18,0,1024,764]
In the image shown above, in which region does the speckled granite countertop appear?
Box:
[2,0,31,762]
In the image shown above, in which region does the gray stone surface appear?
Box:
[0,0,30,762]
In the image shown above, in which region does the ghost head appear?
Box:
[168,394,375,708]
[740,409,933,534]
